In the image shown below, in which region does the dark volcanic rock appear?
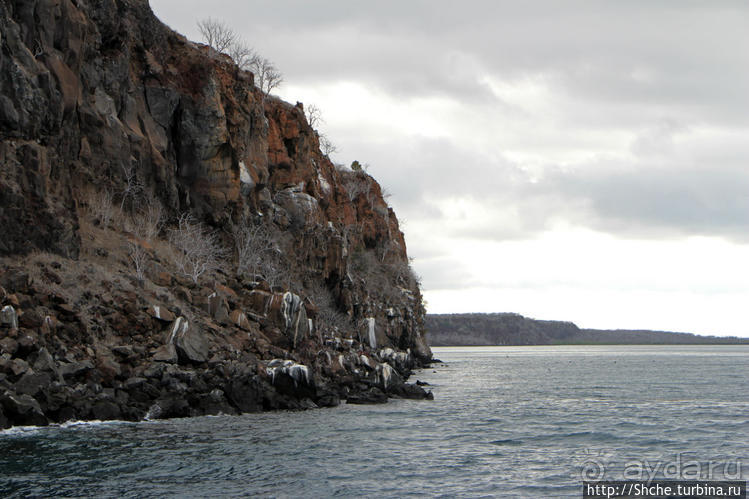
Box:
[1,390,48,426]
[14,372,52,397]
[0,0,432,429]
[92,400,121,421]
[59,360,94,381]
[150,395,192,420]
[226,375,263,413]
[0,337,18,356]
[316,393,341,408]
[346,387,388,405]
[173,325,210,365]
[0,406,8,429]
[152,344,178,363]
[388,383,434,400]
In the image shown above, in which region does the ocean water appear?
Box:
[2,345,748,498]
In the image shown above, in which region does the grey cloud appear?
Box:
[152,0,749,123]
[449,162,749,243]
[150,0,749,242]
[551,165,749,240]
[413,256,480,291]
[347,133,749,243]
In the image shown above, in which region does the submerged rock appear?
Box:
[346,387,388,405]
[388,383,434,400]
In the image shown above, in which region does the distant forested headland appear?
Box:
[426,313,749,346]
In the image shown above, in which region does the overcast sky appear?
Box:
[150,1,749,337]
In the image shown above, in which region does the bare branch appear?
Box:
[319,133,337,157]
[341,171,370,202]
[87,188,114,228]
[229,38,259,71]
[249,56,283,96]
[197,18,237,54]
[231,218,293,288]
[126,240,148,283]
[233,218,274,278]
[131,194,165,242]
[119,163,144,213]
[305,104,323,129]
[169,213,228,285]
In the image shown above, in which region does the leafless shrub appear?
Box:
[249,56,283,96]
[131,194,165,242]
[119,163,144,212]
[341,171,370,202]
[373,204,389,218]
[262,260,292,291]
[347,246,421,305]
[197,17,282,96]
[387,259,420,289]
[305,104,323,128]
[341,223,361,251]
[233,218,276,279]
[87,188,115,228]
[229,38,259,71]
[319,133,337,157]
[169,213,228,285]
[197,18,238,54]
[126,240,148,283]
[309,285,353,338]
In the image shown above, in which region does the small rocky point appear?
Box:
[0,0,432,429]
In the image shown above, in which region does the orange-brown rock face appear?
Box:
[0,0,430,362]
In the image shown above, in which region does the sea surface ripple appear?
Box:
[2,345,748,497]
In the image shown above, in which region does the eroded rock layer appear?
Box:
[0,0,431,428]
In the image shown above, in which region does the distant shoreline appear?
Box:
[426,313,749,346]
[429,342,749,347]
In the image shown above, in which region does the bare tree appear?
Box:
[249,56,283,96]
[229,38,259,71]
[309,284,353,339]
[131,194,165,242]
[232,218,294,289]
[305,104,323,128]
[319,133,337,157]
[197,18,283,96]
[127,240,148,283]
[232,219,275,279]
[119,163,144,212]
[262,259,291,290]
[197,18,237,54]
[87,188,115,228]
[169,213,228,285]
[341,171,370,202]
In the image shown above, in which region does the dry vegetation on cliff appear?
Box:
[0,0,431,429]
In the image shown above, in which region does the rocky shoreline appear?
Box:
[0,0,432,429]
[1,267,433,430]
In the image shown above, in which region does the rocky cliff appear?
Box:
[0,0,431,429]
